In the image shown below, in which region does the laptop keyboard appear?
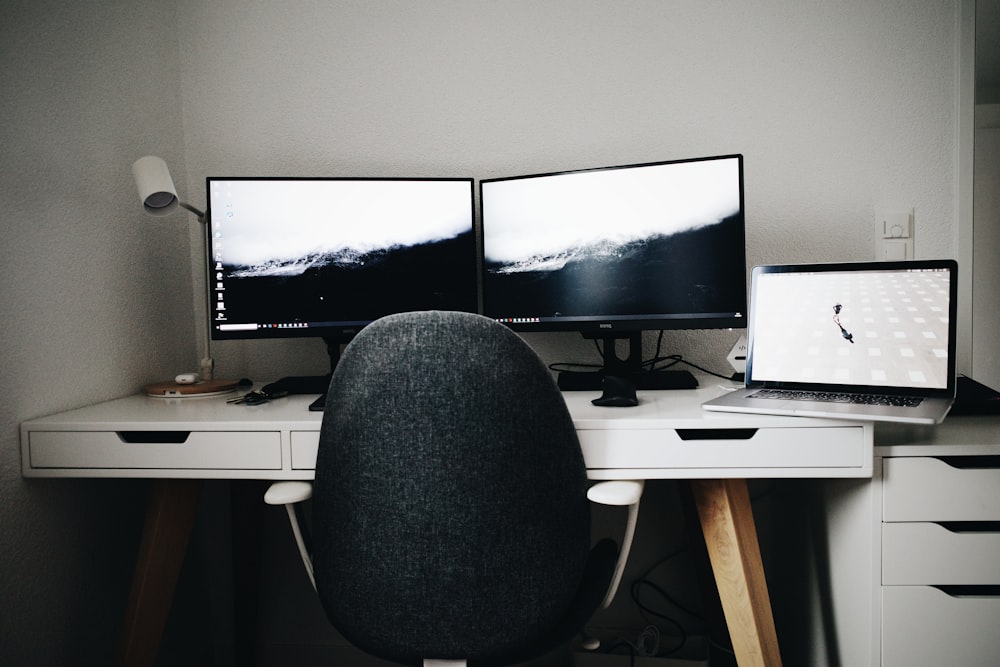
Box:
[750,389,924,407]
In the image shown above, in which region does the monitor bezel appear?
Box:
[205,175,478,342]
[478,154,748,335]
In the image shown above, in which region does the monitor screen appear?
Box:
[479,154,747,335]
[207,177,477,341]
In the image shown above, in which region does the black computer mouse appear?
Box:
[591,375,639,407]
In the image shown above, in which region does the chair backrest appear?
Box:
[312,310,591,665]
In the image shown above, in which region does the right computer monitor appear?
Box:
[480,154,747,388]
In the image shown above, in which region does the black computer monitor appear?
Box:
[480,154,747,389]
[206,177,477,380]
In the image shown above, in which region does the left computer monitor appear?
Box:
[206,177,478,343]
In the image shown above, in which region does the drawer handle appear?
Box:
[935,585,1000,598]
[676,428,758,441]
[939,521,1000,533]
[117,431,191,444]
[938,455,1000,470]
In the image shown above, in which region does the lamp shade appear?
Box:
[132,155,179,216]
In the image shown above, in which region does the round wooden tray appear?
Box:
[145,378,241,398]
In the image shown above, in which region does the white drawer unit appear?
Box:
[579,424,869,475]
[882,586,1000,666]
[879,453,1000,666]
[882,456,1000,521]
[286,425,872,476]
[27,430,282,471]
[882,522,1000,585]
[19,391,325,479]
[289,431,320,470]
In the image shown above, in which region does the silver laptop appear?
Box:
[702,259,957,424]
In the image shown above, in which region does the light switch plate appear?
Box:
[876,209,914,259]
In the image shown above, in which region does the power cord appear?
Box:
[647,330,734,380]
[630,578,688,655]
[629,545,707,658]
[603,625,661,665]
[548,331,735,381]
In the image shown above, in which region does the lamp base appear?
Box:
[145,378,240,398]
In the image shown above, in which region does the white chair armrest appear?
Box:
[264,480,313,505]
[587,480,643,506]
[264,481,316,589]
[588,480,644,608]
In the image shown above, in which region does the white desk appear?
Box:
[21,381,874,667]
[22,382,873,480]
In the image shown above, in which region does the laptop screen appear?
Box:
[746,260,957,393]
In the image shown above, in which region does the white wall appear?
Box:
[972,105,1000,389]
[0,0,964,663]
[0,0,193,662]
[176,0,961,381]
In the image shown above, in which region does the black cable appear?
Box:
[652,355,734,381]
[604,641,636,666]
[627,542,711,658]
[550,331,736,381]
[648,332,734,379]
[631,579,687,654]
[633,569,704,622]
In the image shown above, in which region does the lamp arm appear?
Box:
[179,201,206,224]
[199,217,214,379]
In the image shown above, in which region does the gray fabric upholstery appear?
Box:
[312,310,613,666]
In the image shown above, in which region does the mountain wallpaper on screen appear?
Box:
[484,214,745,320]
[221,230,477,326]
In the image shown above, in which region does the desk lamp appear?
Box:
[132,155,238,397]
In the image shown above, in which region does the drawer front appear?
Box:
[883,457,1000,522]
[579,425,866,470]
[290,431,320,470]
[883,522,1000,585]
[28,431,282,470]
[882,586,1000,666]
[290,427,866,472]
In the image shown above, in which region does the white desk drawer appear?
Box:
[579,425,866,470]
[882,586,1000,666]
[287,426,867,472]
[882,522,1000,585]
[290,431,319,470]
[28,431,282,470]
[883,457,1000,522]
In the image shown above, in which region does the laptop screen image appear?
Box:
[747,263,954,392]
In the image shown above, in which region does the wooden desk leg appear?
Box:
[231,480,265,665]
[115,479,202,667]
[690,479,782,667]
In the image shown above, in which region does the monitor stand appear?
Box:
[556,332,698,391]
[267,335,346,400]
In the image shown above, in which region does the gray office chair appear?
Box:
[265,310,642,667]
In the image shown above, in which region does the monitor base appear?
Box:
[563,331,699,392]
[266,335,349,394]
[558,369,698,392]
[266,375,331,395]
